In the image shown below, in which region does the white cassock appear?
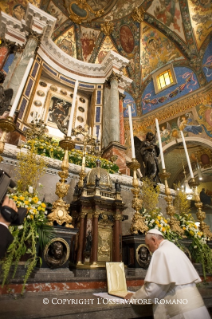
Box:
[131,240,210,319]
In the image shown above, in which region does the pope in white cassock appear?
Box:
[125,229,210,319]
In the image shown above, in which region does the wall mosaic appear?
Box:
[55,26,77,58]
[147,0,186,41]
[142,67,200,114]
[140,22,184,80]
[188,0,212,49]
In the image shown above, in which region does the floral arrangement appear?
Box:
[1,190,53,294]
[24,137,119,174]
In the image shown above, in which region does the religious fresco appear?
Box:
[80,26,100,62]
[158,111,204,146]
[0,0,41,20]
[197,103,212,138]
[103,0,144,21]
[142,67,199,114]
[120,25,134,54]
[123,92,137,118]
[188,0,212,49]
[47,1,68,30]
[95,36,118,64]
[202,40,212,83]
[140,23,184,80]
[147,0,186,41]
[55,26,77,58]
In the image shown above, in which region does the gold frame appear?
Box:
[44,237,70,266]
[44,90,75,129]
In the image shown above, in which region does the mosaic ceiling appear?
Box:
[1,0,212,115]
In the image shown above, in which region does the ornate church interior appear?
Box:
[0,0,212,318]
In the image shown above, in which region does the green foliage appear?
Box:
[173,183,191,216]
[24,136,119,174]
[16,141,47,193]
[189,237,212,279]
[141,177,160,214]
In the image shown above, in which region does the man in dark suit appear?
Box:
[0,196,18,259]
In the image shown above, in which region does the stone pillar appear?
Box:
[92,211,99,265]
[102,83,111,149]
[76,212,86,265]
[114,213,122,262]
[6,34,39,103]
[119,92,125,145]
[109,72,120,143]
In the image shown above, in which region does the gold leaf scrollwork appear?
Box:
[100,21,114,36]
[131,7,145,23]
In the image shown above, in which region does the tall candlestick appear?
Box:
[180,130,194,178]
[9,58,34,117]
[67,80,78,137]
[155,118,165,169]
[128,104,135,158]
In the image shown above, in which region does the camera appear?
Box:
[0,170,27,225]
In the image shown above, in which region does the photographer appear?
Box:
[0,196,18,259]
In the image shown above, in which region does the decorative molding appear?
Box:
[2,143,172,196]
[131,7,145,23]
[0,12,27,45]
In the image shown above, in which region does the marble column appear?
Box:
[5,35,39,103]
[76,212,86,264]
[109,73,120,143]
[119,92,126,145]
[102,83,111,149]
[91,211,99,264]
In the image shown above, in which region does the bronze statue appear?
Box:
[0,71,13,116]
[134,132,161,183]
[45,241,67,268]
[136,245,151,269]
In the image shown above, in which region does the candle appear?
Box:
[128,104,135,158]
[9,58,34,117]
[180,130,194,178]
[155,118,165,169]
[67,80,78,137]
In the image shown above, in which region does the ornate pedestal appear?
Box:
[102,141,130,175]
[41,226,78,269]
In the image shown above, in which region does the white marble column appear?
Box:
[109,73,120,143]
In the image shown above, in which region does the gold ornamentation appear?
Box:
[100,22,114,36]
[98,227,111,261]
[68,0,104,24]
[160,169,185,236]
[189,178,212,240]
[72,124,96,188]
[132,7,145,23]
[127,159,149,235]
[48,137,75,227]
